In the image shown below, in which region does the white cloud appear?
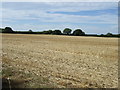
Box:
[2,2,118,12]
[1,0,119,2]
[1,2,118,34]
[2,6,117,25]
[45,2,118,12]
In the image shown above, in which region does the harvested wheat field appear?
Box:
[2,34,118,88]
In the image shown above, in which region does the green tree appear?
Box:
[3,27,14,33]
[106,32,113,37]
[0,28,4,33]
[52,30,62,35]
[73,29,85,36]
[42,30,53,34]
[63,28,72,35]
[100,34,104,37]
[29,30,33,32]
[28,30,33,34]
[48,30,53,34]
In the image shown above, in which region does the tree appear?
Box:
[3,27,14,33]
[63,28,72,35]
[28,30,33,34]
[0,28,4,33]
[29,30,33,32]
[73,29,85,36]
[52,30,62,35]
[48,30,53,34]
[100,34,104,37]
[106,32,113,37]
[42,30,53,34]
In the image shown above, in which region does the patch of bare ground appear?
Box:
[2,34,118,88]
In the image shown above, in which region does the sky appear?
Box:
[1,2,118,34]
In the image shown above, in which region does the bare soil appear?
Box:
[1,34,118,88]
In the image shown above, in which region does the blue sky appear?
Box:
[1,2,118,34]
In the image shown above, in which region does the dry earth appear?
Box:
[1,34,118,88]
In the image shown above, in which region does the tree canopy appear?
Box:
[1,27,119,38]
[42,30,53,34]
[63,28,72,35]
[3,27,14,33]
[106,32,113,36]
[52,30,62,35]
[73,29,85,36]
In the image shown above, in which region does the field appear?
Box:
[1,34,118,88]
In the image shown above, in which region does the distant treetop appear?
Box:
[73,29,85,36]
[63,28,72,35]
[3,27,14,33]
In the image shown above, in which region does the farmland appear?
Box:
[2,34,118,88]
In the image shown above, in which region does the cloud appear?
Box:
[2,2,118,34]
[3,2,118,12]
[1,0,119,2]
[2,6,117,24]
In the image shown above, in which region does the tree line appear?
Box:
[0,27,120,37]
[0,27,85,36]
